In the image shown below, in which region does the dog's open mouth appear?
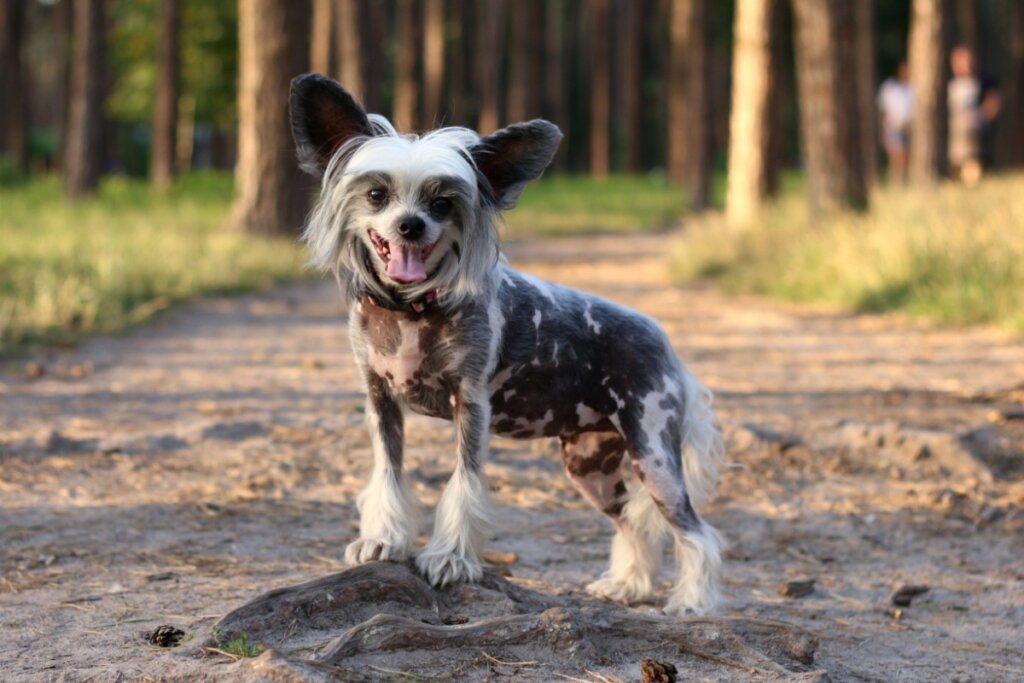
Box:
[369,229,438,284]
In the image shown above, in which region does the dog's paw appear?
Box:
[344,538,411,565]
[585,575,654,604]
[415,548,482,587]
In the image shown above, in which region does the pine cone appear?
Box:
[147,625,186,648]
[641,658,679,683]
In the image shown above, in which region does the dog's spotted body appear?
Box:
[290,74,724,615]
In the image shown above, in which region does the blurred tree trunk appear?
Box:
[589,0,610,177]
[65,0,105,199]
[232,0,311,235]
[393,0,419,132]
[311,0,334,75]
[764,0,788,196]
[508,0,540,123]
[335,0,363,100]
[618,0,642,172]
[908,0,947,186]
[151,0,181,191]
[668,0,712,209]
[726,0,776,225]
[360,0,386,113]
[476,0,505,133]
[0,0,28,171]
[544,0,567,169]
[955,0,978,53]
[791,0,867,213]
[423,0,444,125]
[55,0,73,172]
[995,0,1024,167]
[447,0,471,126]
[854,0,877,187]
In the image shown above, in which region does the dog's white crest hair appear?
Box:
[302,114,500,308]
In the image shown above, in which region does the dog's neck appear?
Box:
[362,288,440,314]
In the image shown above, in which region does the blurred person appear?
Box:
[948,45,1001,186]
[877,61,914,185]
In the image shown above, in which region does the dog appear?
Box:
[288,74,724,615]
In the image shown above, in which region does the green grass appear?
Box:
[506,174,687,236]
[210,627,262,658]
[0,172,307,356]
[670,174,1024,331]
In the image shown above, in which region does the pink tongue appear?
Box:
[386,243,427,283]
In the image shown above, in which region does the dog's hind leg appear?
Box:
[345,372,421,565]
[562,432,665,605]
[619,375,723,615]
[416,382,494,586]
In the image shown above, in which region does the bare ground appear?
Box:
[1,232,1022,682]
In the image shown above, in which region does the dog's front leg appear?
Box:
[416,383,494,586]
[345,372,421,565]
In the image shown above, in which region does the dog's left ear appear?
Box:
[472,120,562,209]
[290,73,372,176]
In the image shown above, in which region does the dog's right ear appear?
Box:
[290,74,371,176]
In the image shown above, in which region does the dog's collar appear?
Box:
[364,289,439,314]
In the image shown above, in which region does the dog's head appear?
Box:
[289,74,562,306]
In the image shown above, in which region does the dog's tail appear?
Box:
[680,369,724,509]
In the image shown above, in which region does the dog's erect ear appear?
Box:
[471,120,562,209]
[290,73,371,176]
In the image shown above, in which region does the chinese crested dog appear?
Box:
[289,74,724,615]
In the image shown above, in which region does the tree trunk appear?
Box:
[151,0,181,191]
[446,0,471,126]
[360,0,386,113]
[336,0,362,100]
[544,0,567,169]
[854,0,877,187]
[508,0,538,123]
[907,0,947,186]
[476,0,505,133]
[423,0,444,126]
[232,0,311,236]
[668,0,712,209]
[588,0,610,177]
[393,0,419,132]
[64,0,105,199]
[618,0,642,173]
[726,0,776,225]
[0,0,28,172]
[764,0,787,196]
[791,0,867,213]
[311,0,334,75]
[995,0,1024,167]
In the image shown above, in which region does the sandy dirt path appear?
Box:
[1,231,1022,681]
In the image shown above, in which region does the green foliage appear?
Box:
[107,0,237,129]
[211,627,262,658]
[670,175,1024,331]
[0,173,306,356]
[506,174,687,236]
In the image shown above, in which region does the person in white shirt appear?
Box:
[877,61,914,185]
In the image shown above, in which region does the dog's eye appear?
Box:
[430,197,452,218]
[368,188,388,206]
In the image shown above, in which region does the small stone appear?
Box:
[25,361,44,378]
[441,615,469,625]
[641,658,678,683]
[891,584,929,607]
[303,357,325,370]
[67,361,94,378]
[777,578,816,598]
[886,607,903,620]
[147,625,186,648]
[482,550,519,565]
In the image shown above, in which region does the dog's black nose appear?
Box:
[397,215,426,240]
